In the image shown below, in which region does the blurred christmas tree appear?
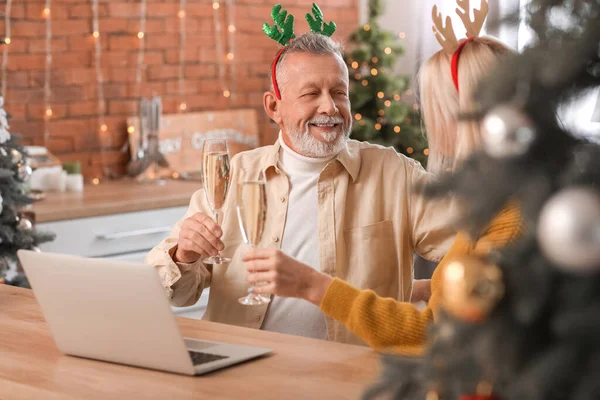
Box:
[345,0,427,165]
[364,1,600,399]
[0,96,55,287]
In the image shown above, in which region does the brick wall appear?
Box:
[0,0,358,178]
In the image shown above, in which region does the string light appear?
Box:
[375,123,381,130]
[92,0,108,178]
[377,92,384,99]
[407,147,414,154]
[370,68,378,76]
[225,0,237,100]
[363,24,370,31]
[399,32,406,39]
[384,100,391,107]
[351,61,358,69]
[355,113,362,120]
[213,0,227,99]
[361,80,368,86]
[92,178,100,185]
[178,0,187,112]
[359,120,366,126]
[424,148,429,156]
[384,47,392,55]
[378,110,384,116]
[43,7,51,17]
[394,94,401,101]
[354,73,361,79]
[228,24,236,33]
[394,126,401,133]
[127,126,135,134]
[371,57,378,63]
[1,0,13,99]
[135,0,147,88]
[43,0,52,146]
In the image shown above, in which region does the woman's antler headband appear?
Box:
[432,0,489,91]
[264,3,337,100]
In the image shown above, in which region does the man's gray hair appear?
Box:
[270,32,345,94]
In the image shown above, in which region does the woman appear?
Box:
[244,10,520,354]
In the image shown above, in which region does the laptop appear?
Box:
[17,250,271,376]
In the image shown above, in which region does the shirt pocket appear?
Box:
[342,220,399,296]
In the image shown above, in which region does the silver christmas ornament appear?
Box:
[481,105,536,158]
[538,187,600,273]
[18,216,33,231]
[17,163,32,182]
[10,148,23,165]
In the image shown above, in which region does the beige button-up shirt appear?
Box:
[147,139,454,345]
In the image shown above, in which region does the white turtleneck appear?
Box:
[260,134,334,340]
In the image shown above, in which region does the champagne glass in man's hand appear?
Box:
[201,139,231,265]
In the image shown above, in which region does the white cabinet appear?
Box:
[37,206,209,319]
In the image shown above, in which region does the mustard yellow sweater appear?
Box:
[319,206,522,355]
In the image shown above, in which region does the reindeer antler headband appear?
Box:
[263,3,336,100]
[432,0,489,92]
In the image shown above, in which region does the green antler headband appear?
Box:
[265,3,337,99]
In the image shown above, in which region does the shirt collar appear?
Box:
[262,131,361,182]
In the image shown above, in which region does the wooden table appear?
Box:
[31,179,202,223]
[0,286,382,399]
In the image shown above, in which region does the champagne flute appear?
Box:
[202,139,231,264]
[237,171,270,306]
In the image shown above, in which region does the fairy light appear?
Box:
[355,113,362,121]
[394,94,401,101]
[359,120,366,126]
[91,0,109,178]
[424,148,429,156]
[228,24,236,33]
[399,32,406,39]
[371,68,378,76]
[1,0,13,99]
[43,0,52,146]
[407,147,414,154]
[371,57,378,63]
[394,126,401,133]
[361,79,368,86]
[384,100,391,107]
[92,178,100,185]
[363,24,370,31]
[213,0,227,99]
[375,123,381,130]
[378,110,384,116]
[43,7,51,17]
[178,0,187,112]
[354,73,361,79]
[405,89,413,96]
[127,126,135,134]
[384,47,392,55]
[135,0,148,88]
[377,92,384,99]
[225,0,237,99]
[351,61,358,69]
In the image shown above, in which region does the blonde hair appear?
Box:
[419,37,511,175]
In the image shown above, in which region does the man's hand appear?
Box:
[411,279,432,303]
[243,249,332,306]
[173,212,224,264]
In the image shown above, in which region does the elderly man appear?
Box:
[147,32,453,345]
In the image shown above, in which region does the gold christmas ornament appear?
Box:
[442,256,504,322]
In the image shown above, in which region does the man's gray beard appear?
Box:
[283,120,352,158]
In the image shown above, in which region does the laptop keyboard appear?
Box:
[188,351,229,366]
